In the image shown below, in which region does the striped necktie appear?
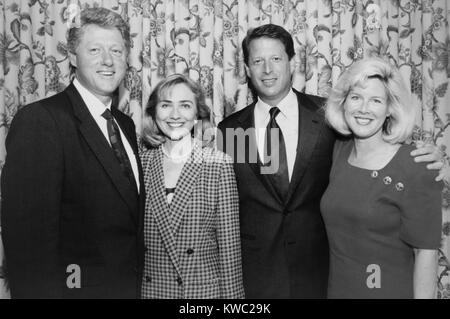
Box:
[101,109,137,192]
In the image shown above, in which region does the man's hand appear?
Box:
[410,141,448,182]
[437,161,450,184]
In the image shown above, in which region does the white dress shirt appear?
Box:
[254,89,299,181]
[73,79,140,192]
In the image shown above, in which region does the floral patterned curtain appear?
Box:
[0,0,449,299]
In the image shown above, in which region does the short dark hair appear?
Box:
[242,24,295,65]
[67,7,130,55]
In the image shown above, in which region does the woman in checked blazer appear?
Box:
[140,74,244,299]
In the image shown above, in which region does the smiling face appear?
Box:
[343,78,390,141]
[155,83,198,141]
[69,24,127,104]
[245,37,295,106]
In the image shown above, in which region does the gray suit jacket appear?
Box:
[140,143,244,298]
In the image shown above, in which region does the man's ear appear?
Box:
[68,51,77,68]
[290,58,296,74]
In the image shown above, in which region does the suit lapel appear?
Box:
[146,148,182,277]
[237,104,283,204]
[169,142,202,235]
[285,91,323,205]
[65,84,138,221]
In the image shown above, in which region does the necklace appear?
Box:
[161,144,192,162]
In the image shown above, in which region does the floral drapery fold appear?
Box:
[0,0,449,298]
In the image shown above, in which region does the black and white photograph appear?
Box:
[0,0,449,302]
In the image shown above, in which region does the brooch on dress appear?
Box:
[371,171,404,191]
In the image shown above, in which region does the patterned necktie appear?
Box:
[101,109,137,191]
[264,107,289,201]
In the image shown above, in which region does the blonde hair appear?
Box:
[142,74,215,147]
[325,57,415,144]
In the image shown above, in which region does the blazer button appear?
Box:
[186,248,194,255]
[145,276,151,283]
[176,277,183,286]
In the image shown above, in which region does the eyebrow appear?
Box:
[159,99,194,103]
[368,74,386,81]
[350,90,384,96]
[349,90,386,98]
[86,45,124,51]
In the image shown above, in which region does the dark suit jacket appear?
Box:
[217,89,336,298]
[1,83,145,298]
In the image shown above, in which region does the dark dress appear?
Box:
[320,140,442,299]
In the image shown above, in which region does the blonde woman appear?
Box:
[322,57,442,299]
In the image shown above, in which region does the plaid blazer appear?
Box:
[140,143,244,299]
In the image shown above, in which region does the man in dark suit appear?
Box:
[218,24,333,299]
[1,7,144,298]
[217,24,442,299]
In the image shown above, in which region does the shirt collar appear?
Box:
[73,78,112,118]
[256,89,297,119]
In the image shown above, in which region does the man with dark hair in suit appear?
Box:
[217,24,442,299]
[1,7,144,298]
